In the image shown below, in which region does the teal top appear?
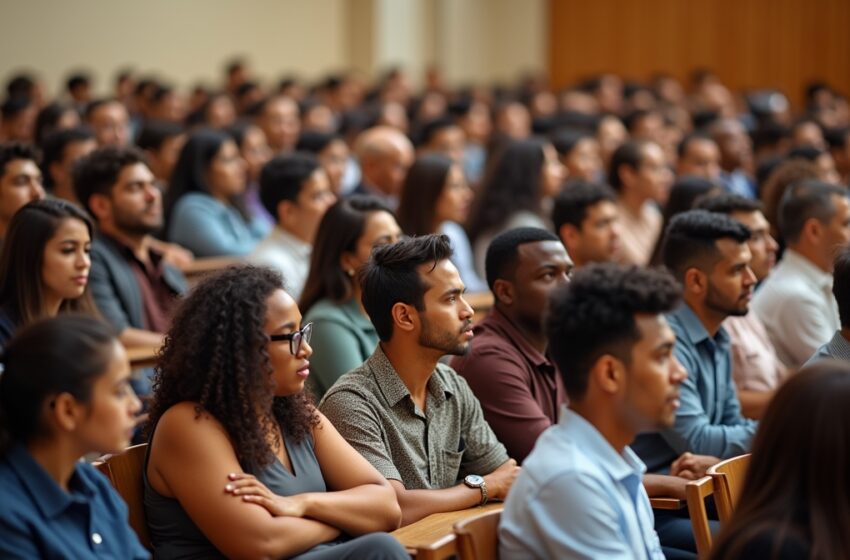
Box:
[304,298,378,400]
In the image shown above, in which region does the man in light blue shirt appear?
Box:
[631,210,758,473]
[500,264,687,559]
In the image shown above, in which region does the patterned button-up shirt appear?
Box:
[319,344,509,489]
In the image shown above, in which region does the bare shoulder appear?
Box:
[153,401,231,451]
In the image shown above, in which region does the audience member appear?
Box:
[710,118,756,198]
[805,246,850,365]
[165,128,269,257]
[351,126,414,209]
[609,139,673,265]
[0,143,46,240]
[752,180,850,367]
[227,121,274,226]
[552,129,604,182]
[296,131,351,196]
[500,264,684,559]
[85,99,131,147]
[256,95,301,155]
[759,157,821,240]
[676,133,721,180]
[144,266,407,559]
[553,180,621,268]
[300,196,402,398]
[135,121,186,188]
[416,116,466,163]
[825,126,850,185]
[34,102,81,148]
[320,235,520,526]
[0,199,97,347]
[249,153,336,301]
[397,153,485,292]
[0,96,37,144]
[709,362,850,559]
[451,228,571,462]
[41,127,97,203]
[0,315,146,558]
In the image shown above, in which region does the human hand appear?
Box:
[670,452,721,480]
[159,242,194,269]
[483,459,521,501]
[224,472,307,517]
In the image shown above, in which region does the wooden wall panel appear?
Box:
[548,0,850,109]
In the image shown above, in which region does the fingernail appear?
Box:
[225,484,233,491]
[228,473,237,479]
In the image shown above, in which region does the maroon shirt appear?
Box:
[450,307,567,463]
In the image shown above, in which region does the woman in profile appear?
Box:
[709,361,850,559]
[0,315,146,558]
[144,266,406,559]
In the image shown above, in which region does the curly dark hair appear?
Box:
[146,265,319,471]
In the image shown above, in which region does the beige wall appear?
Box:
[0,0,546,96]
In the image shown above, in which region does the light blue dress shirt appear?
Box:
[167,192,269,257]
[500,407,664,560]
[631,304,757,473]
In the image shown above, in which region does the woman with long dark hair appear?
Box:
[144,266,405,559]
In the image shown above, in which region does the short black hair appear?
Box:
[360,234,453,341]
[136,120,185,152]
[84,98,121,120]
[259,153,320,217]
[1,96,32,119]
[608,139,650,191]
[834,247,850,328]
[72,146,147,216]
[484,227,560,290]
[295,130,340,154]
[40,127,95,189]
[0,142,39,179]
[695,193,763,216]
[778,179,849,244]
[551,129,593,158]
[66,73,90,92]
[661,209,752,281]
[417,117,459,148]
[677,132,715,158]
[788,145,825,162]
[825,127,850,150]
[623,109,659,133]
[552,180,617,232]
[546,264,681,400]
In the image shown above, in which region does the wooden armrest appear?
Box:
[650,497,686,510]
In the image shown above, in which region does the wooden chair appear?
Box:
[706,453,750,523]
[685,476,715,558]
[453,508,502,560]
[97,444,152,551]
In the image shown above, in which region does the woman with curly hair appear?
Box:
[144,265,406,559]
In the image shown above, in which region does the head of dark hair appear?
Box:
[0,142,39,180]
[608,139,650,190]
[0,315,118,455]
[677,132,715,158]
[148,266,318,471]
[484,227,560,291]
[1,96,33,120]
[551,129,593,158]
[825,127,850,150]
[66,73,90,93]
[295,130,340,154]
[709,362,850,559]
[417,116,458,148]
[34,102,79,148]
[547,264,681,400]
[0,199,96,325]
[397,153,455,237]
[788,144,825,162]
[259,152,320,217]
[136,120,185,152]
[72,145,147,216]
[623,109,657,133]
[552,180,617,232]
[695,193,763,216]
[661,209,752,281]
[5,74,36,99]
[84,98,120,120]
[300,196,394,314]
[360,234,453,341]
[40,127,95,189]
[778,179,848,245]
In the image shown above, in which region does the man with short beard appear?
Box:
[73,147,187,363]
[320,234,520,527]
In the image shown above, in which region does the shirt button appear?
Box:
[92,533,103,545]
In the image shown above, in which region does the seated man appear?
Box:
[451,228,571,463]
[350,126,414,210]
[73,147,187,372]
[633,210,758,474]
[320,234,520,526]
[500,264,685,559]
[806,246,850,365]
[752,180,850,368]
[40,127,97,203]
[249,153,336,300]
[0,142,45,242]
[553,180,621,268]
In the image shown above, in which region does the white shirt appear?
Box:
[751,249,839,369]
[248,226,312,301]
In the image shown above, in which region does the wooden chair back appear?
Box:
[97,443,152,551]
[685,475,715,558]
[453,508,502,560]
[707,453,751,523]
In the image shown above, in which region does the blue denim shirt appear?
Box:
[631,304,758,472]
[500,407,664,560]
[0,444,149,559]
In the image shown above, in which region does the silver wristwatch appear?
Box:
[463,474,488,505]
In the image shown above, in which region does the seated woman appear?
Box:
[144,266,406,559]
[300,196,403,399]
[397,153,486,293]
[227,121,274,227]
[0,315,146,558]
[0,198,97,347]
[709,361,850,560]
[165,128,269,257]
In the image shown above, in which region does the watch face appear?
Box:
[465,474,484,486]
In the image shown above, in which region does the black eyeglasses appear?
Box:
[269,322,313,355]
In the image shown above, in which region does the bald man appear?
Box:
[351,125,414,209]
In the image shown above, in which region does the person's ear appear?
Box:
[590,355,624,396]
[559,223,580,253]
[339,251,359,278]
[276,199,296,226]
[88,193,111,222]
[802,217,823,245]
[391,302,417,334]
[492,278,515,306]
[49,392,83,433]
[683,267,707,298]
[618,164,637,189]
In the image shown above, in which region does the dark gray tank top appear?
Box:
[144,426,326,559]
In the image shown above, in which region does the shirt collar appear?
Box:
[482,307,554,370]
[826,331,850,361]
[780,249,833,290]
[669,303,730,347]
[559,407,646,483]
[6,444,94,519]
[367,344,452,408]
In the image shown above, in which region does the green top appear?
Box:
[304,297,379,400]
